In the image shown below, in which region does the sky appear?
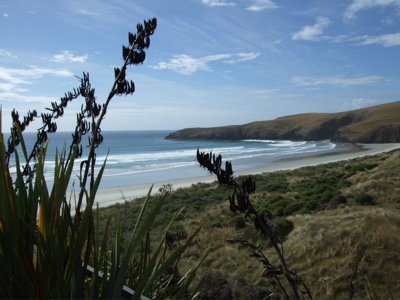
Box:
[1,0,400,132]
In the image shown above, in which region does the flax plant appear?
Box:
[0,18,202,299]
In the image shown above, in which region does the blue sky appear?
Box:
[1,0,400,132]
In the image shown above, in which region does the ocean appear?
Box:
[7,130,340,189]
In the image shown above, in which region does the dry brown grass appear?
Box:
[341,151,400,207]
[282,206,400,299]
[178,205,400,299]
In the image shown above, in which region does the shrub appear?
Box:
[338,179,352,188]
[298,186,317,197]
[234,216,246,230]
[269,194,285,204]
[316,175,338,185]
[294,207,311,215]
[169,221,187,234]
[270,218,295,241]
[305,199,320,210]
[257,203,273,219]
[271,206,286,217]
[355,193,375,205]
[268,199,289,212]
[315,183,335,195]
[264,182,288,192]
[366,163,379,170]
[285,201,306,215]
[341,171,356,180]
[207,220,223,229]
[327,195,347,209]
[231,276,272,300]
[196,271,232,300]
[351,165,365,172]
[320,190,335,204]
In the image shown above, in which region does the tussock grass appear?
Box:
[284,207,400,299]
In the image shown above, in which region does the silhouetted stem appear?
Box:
[248,202,300,300]
[75,30,145,217]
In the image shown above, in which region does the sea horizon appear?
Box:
[6,130,350,189]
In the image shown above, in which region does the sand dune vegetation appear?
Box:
[96,147,400,299]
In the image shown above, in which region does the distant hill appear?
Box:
[165,101,400,143]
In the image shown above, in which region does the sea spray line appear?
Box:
[43,142,336,176]
[16,131,337,185]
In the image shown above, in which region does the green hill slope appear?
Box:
[166,101,400,143]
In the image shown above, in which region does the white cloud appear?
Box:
[292,75,382,86]
[382,16,396,25]
[51,50,89,63]
[0,66,74,105]
[224,52,260,63]
[0,66,73,82]
[153,52,259,74]
[344,98,377,109]
[307,31,400,47]
[0,83,29,93]
[0,92,57,103]
[0,49,17,59]
[153,54,223,75]
[248,88,280,98]
[236,52,260,61]
[246,0,279,11]
[200,0,235,7]
[344,0,400,22]
[75,9,101,16]
[199,0,279,10]
[355,32,400,47]
[3,13,9,17]
[291,17,331,41]
[0,68,33,86]
[330,35,350,43]
[0,66,74,92]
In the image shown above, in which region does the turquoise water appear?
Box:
[8,130,339,188]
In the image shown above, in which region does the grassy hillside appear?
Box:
[165,101,400,143]
[98,148,400,299]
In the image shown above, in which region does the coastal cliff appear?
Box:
[165,101,400,143]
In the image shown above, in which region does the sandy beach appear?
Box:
[92,143,400,208]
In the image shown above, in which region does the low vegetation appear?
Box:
[97,147,400,299]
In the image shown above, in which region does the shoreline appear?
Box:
[93,143,400,208]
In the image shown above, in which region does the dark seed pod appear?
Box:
[128,32,136,45]
[122,46,130,60]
